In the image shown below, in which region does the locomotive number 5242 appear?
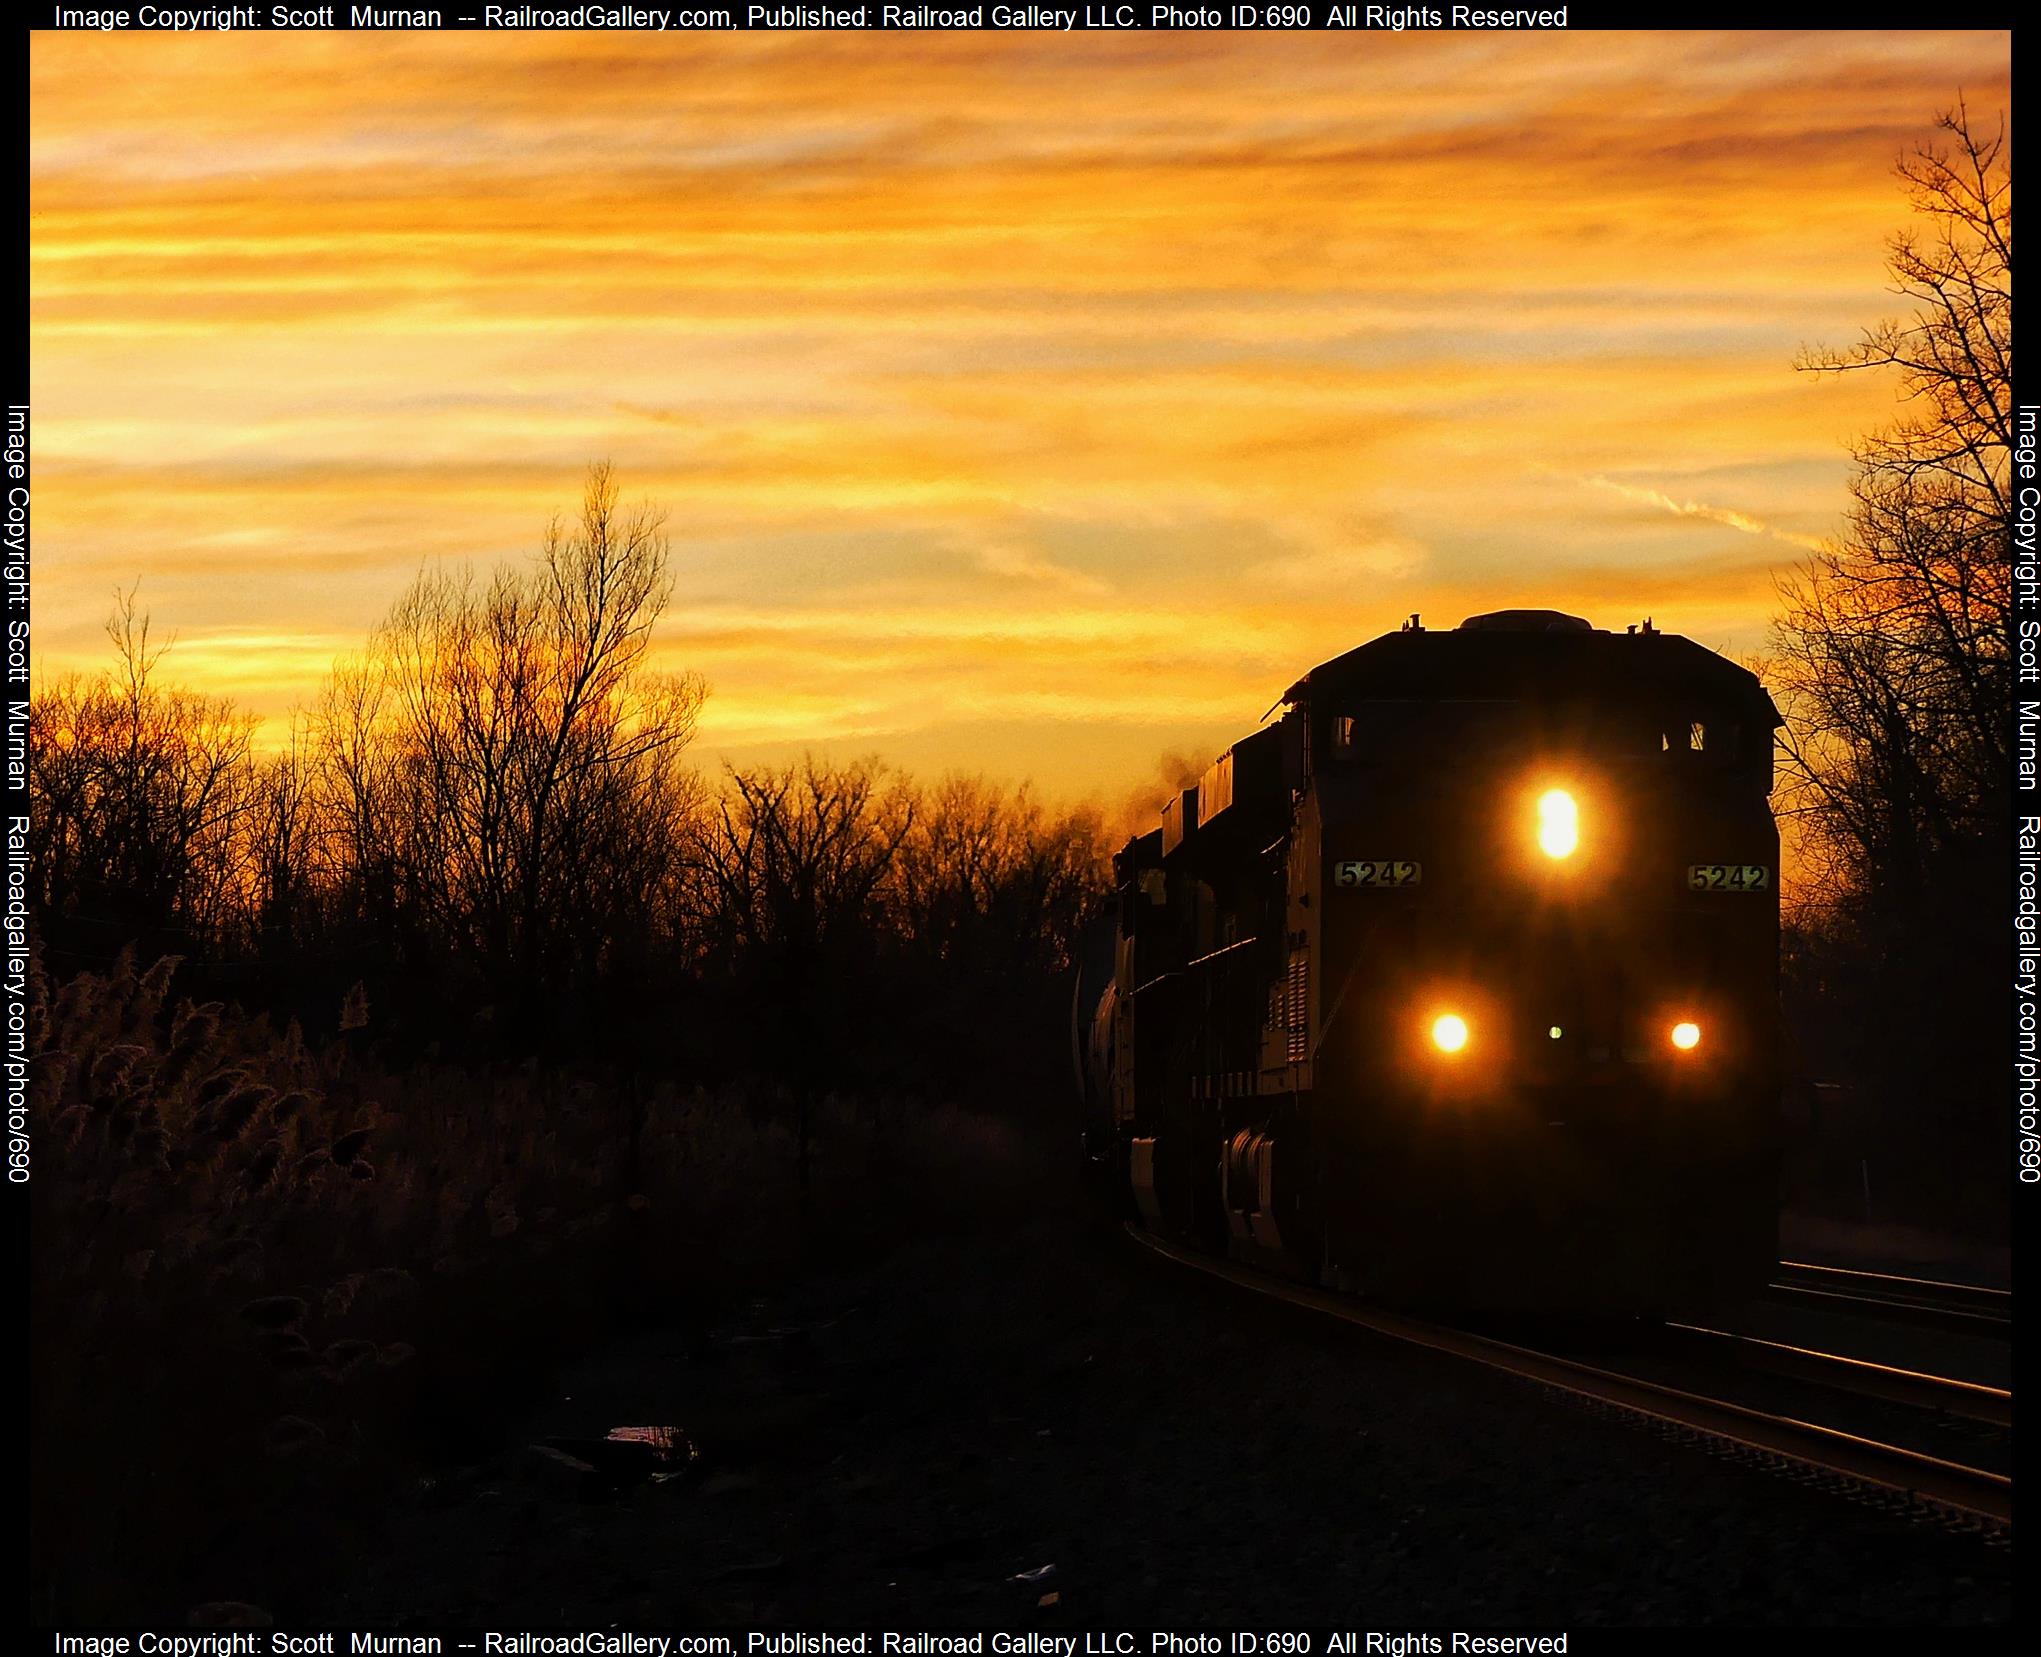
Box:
[1687,863,1771,891]
[1334,859,1421,887]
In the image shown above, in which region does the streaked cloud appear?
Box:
[1586,476,1831,551]
[28,29,2008,802]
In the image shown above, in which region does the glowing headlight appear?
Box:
[1536,789,1579,859]
[1670,1021,1701,1052]
[1430,1013,1470,1054]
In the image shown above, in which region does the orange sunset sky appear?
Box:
[29,28,2012,807]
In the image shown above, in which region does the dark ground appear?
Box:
[309,1179,2012,1628]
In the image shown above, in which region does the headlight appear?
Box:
[1430,1013,1470,1054]
[1536,789,1579,859]
[1670,1020,1701,1052]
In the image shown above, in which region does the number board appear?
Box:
[1687,863,1771,892]
[1334,859,1421,888]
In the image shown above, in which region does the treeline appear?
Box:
[1769,106,2011,1233]
[28,469,1102,1621]
[30,464,1106,1097]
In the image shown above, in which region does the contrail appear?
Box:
[1589,476,1827,552]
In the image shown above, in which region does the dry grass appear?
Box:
[30,948,1058,1624]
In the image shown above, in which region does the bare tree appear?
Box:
[688,756,914,1195]
[329,464,705,1023]
[691,756,914,1004]
[892,774,1101,976]
[311,652,406,947]
[1775,102,2011,917]
[1770,103,2012,1215]
[30,591,259,954]
[246,716,321,956]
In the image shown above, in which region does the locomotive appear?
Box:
[1074,609,1784,1314]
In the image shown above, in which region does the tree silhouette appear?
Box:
[1776,102,2011,917]
[1770,102,2011,1225]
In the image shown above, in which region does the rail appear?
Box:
[1128,1224,2010,1532]
[1770,1259,2010,1335]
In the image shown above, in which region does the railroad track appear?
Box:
[1769,1259,2011,1335]
[1661,1318,2012,1429]
[1128,1224,2011,1533]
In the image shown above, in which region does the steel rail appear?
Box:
[1777,1260,2010,1300]
[1662,1320,2013,1428]
[1128,1224,2011,1530]
[1768,1261,2011,1334]
[1774,1259,2008,1315]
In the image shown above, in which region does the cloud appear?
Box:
[969,536,1115,598]
[1587,475,1830,551]
[26,29,2007,796]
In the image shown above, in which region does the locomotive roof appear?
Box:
[1284,616,1779,722]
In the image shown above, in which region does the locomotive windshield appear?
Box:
[1328,699,1518,763]
[1329,697,1762,778]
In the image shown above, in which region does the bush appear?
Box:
[29,947,1067,1623]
